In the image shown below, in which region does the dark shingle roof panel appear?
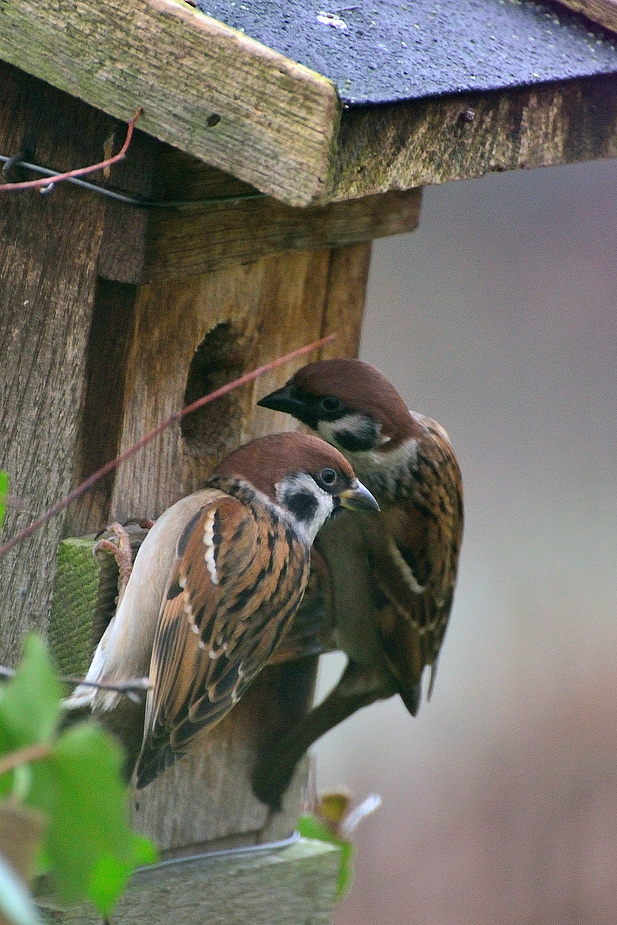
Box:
[195,0,617,105]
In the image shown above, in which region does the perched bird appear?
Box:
[252,358,463,808]
[66,432,378,789]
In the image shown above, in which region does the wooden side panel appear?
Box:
[0,65,111,663]
[109,245,370,521]
[107,242,370,852]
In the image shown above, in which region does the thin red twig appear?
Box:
[0,743,52,778]
[0,108,143,194]
[0,335,335,560]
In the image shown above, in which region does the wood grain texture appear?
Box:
[67,280,138,537]
[331,75,617,201]
[0,0,340,206]
[3,1,616,207]
[97,130,159,285]
[39,838,341,925]
[109,247,363,519]
[554,0,617,33]
[0,64,109,664]
[319,243,372,360]
[102,71,617,210]
[143,169,418,280]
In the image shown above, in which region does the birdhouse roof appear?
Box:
[195,0,617,106]
[2,0,617,206]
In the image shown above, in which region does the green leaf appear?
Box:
[298,815,355,899]
[0,636,157,916]
[29,721,157,914]
[0,636,156,912]
[0,635,63,756]
[0,853,44,925]
[0,471,8,531]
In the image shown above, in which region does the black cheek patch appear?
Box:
[285,491,319,524]
[333,419,381,452]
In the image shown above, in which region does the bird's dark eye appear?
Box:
[320,396,343,415]
[317,467,338,487]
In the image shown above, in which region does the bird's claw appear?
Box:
[93,522,134,605]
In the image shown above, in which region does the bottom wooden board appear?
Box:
[39,837,341,925]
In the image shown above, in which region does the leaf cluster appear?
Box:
[0,634,157,924]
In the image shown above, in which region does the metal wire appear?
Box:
[0,153,266,209]
[135,831,301,871]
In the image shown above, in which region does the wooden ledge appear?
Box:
[39,837,342,925]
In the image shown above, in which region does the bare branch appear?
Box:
[0,664,151,703]
[61,675,152,703]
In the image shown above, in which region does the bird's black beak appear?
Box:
[257,384,317,427]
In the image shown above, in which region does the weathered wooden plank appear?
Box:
[319,243,372,361]
[554,0,617,33]
[106,70,617,214]
[39,838,341,925]
[0,64,110,664]
[143,159,418,279]
[67,279,138,538]
[109,249,332,518]
[97,130,159,285]
[330,75,617,201]
[0,0,340,206]
[3,4,617,208]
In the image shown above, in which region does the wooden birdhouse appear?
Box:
[1,0,617,921]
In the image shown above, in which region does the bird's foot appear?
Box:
[94,522,134,606]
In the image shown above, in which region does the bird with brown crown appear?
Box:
[65,432,378,788]
[252,359,463,808]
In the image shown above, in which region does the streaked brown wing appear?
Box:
[267,548,337,665]
[135,493,309,786]
[371,422,463,703]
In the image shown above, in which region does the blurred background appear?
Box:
[313,156,617,925]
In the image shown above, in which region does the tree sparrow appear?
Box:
[253,359,463,808]
[66,432,378,788]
